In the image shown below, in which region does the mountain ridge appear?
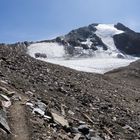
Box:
[29,22,140,58]
[26,23,140,74]
[1,22,140,57]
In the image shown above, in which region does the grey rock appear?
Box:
[78,125,89,135]
[0,109,10,134]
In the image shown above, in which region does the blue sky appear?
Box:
[0,0,140,43]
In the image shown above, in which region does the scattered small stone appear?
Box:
[12,95,22,101]
[123,125,134,132]
[90,135,103,140]
[26,102,34,108]
[33,107,45,116]
[36,100,46,112]
[2,101,11,108]
[0,86,15,97]
[74,133,81,140]
[70,127,79,133]
[0,94,10,101]
[79,121,86,125]
[78,125,89,135]
[82,113,94,124]
[61,104,66,116]
[44,115,52,120]
[68,110,75,115]
[0,80,8,85]
[104,127,113,137]
[25,91,34,96]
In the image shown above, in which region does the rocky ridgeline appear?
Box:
[0,43,140,140]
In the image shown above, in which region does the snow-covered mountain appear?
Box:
[27,23,140,74]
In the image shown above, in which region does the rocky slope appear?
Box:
[0,43,140,140]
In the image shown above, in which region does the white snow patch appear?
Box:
[27,42,65,59]
[45,58,135,74]
[81,38,93,48]
[95,24,124,53]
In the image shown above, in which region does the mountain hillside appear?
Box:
[38,23,140,57]
[27,23,139,73]
[0,23,140,140]
[0,45,140,140]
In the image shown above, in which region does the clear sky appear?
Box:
[0,0,140,43]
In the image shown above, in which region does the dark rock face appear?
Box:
[113,23,140,56]
[64,24,106,49]
[53,23,108,56]
[113,32,140,55]
[114,23,135,33]
[65,26,95,40]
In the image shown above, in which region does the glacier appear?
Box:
[27,24,138,74]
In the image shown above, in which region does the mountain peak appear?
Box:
[27,22,140,74]
[115,22,135,33]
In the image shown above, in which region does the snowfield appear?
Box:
[95,24,124,56]
[28,42,65,59]
[40,57,135,74]
[28,44,136,74]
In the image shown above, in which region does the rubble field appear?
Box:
[0,44,140,140]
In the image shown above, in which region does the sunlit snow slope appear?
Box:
[95,24,124,57]
[27,24,138,74]
[28,42,65,59]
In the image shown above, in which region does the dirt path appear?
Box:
[9,95,30,140]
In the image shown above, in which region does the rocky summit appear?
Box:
[0,23,140,140]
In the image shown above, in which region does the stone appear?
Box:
[35,53,47,58]
[0,109,10,134]
[33,108,45,116]
[74,133,81,140]
[123,125,134,132]
[68,110,75,115]
[51,112,69,127]
[0,86,15,97]
[2,101,11,108]
[78,125,89,135]
[0,94,10,101]
[26,102,34,108]
[36,100,47,112]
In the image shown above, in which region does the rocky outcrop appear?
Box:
[113,31,140,56]
[114,23,135,33]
